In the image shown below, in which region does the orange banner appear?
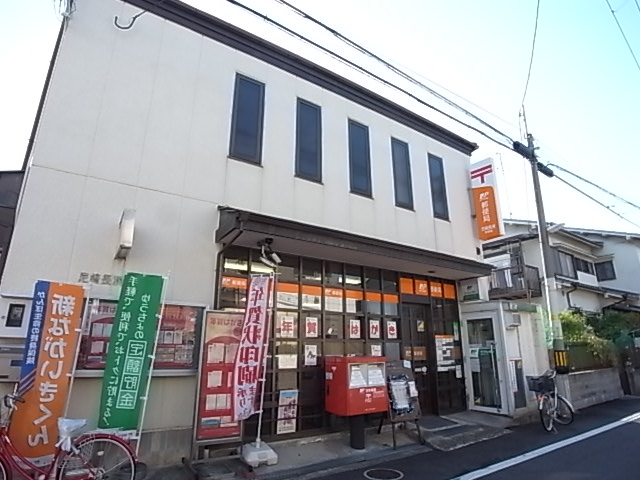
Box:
[10,282,84,462]
[472,186,501,241]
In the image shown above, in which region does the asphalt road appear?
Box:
[315,397,640,480]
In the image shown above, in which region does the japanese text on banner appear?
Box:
[98,273,164,430]
[233,275,272,422]
[9,281,84,463]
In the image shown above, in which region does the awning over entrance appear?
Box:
[216,207,493,281]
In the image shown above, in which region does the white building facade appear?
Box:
[0,0,492,464]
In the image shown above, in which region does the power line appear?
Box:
[636,0,640,15]
[547,163,640,212]
[275,0,512,142]
[554,174,640,229]
[605,0,640,74]
[521,0,541,109]
[270,0,514,145]
[224,0,514,151]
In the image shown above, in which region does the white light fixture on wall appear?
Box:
[115,209,135,260]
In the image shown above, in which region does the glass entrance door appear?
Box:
[465,318,502,410]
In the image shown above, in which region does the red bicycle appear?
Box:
[0,393,137,479]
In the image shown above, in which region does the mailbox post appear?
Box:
[325,356,388,449]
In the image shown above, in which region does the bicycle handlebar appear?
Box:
[4,394,25,409]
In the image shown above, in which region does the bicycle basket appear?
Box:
[526,375,554,393]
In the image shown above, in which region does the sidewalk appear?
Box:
[146,413,509,480]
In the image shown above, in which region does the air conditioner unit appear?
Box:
[506,313,522,329]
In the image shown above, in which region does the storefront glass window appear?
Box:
[78,299,202,369]
[325,262,343,286]
[364,267,381,291]
[324,314,344,339]
[223,246,249,274]
[302,258,322,283]
[345,265,363,288]
[278,255,300,283]
[382,270,398,292]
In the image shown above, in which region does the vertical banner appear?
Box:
[195,311,243,442]
[98,273,164,430]
[233,275,273,422]
[470,158,503,241]
[9,281,84,462]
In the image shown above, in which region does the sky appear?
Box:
[1,0,640,234]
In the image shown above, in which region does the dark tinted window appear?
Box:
[296,99,322,182]
[428,154,449,220]
[391,138,413,209]
[348,120,372,197]
[574,257,595,275]
[229,74,265,164]
[595,261,616,281]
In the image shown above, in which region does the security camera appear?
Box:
[270,251,282,265]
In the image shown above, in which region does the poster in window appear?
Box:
[79,301,200,369]
[369,319,381,339]
[349,319,361,339]
[277,315,296,338]
[195,311,243,442]
[276,390,298,434]
[386,320,398,339]
[304,344,318,366]
[305,316,319,338]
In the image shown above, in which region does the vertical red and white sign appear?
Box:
[232,275,273,422]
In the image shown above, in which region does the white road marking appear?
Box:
[452,410,640,480]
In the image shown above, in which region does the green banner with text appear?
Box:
[98,273,164,429]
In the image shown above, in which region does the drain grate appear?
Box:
[363,468,404,480]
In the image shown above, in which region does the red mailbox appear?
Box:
[325,356,388,416]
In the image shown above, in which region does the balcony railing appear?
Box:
[489,265,542,300]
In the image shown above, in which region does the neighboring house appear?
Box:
[0,0,492,465]
[458,219,638,420]
[495,220,640,314]
[561,226,640,315]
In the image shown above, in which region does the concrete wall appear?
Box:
[567,368,623,410]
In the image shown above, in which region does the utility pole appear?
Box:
[513,135,568,372]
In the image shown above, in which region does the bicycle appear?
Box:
[0,392,137,479]
[526,369,575,432]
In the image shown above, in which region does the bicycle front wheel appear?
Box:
[56,436,136,480]
[554,395,574,425]
[539,395,554,432]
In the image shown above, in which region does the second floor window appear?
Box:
[348,120,372,197]
[296,99,322,182]
[574,257,595,275]
[595,260,616,281]
[428,154,449,220]
[229,74,265,164]
[391,138,413,209]
[556,250,576,278]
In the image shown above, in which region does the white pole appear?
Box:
[64,284,92,417]
[254,272,276,449]
[135,272,170,457]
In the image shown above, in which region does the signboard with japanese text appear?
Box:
[233,274,273,422]
[470,158,503,241]
[98,273,164,430]
[349,319,361,339]
[78,300,200,369]
[369,319,381,339]
[276,390,298,434]
[386,320,398,339]
[195,311,243,442]
[305,316,319,338]
[10,281,84,463]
